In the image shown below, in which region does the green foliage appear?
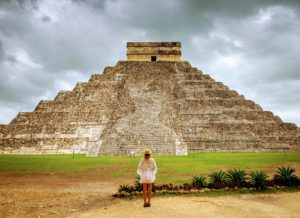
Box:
[226,169,247,186]
[118,184,130,193]
[209,170,227,183]
[274,166,299,186]
[208,170,228,189]
[192,175,207,188]
[116,166,300,196]
[249,171,268,190]
[182,183,193,190]
[134,175,143,192]
[152,183,156,193]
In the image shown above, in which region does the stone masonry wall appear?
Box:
[126,42,181,61]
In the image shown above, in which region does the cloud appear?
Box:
[0,0,299,126]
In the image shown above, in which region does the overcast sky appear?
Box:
[0,0,299,126]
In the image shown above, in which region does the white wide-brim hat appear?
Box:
[144,148,152,154]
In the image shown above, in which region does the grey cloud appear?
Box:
[0,41,4,60]
[0,0,299,125]
[41,15,51,22]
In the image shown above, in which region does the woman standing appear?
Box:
[137,148,157,207]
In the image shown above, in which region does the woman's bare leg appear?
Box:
[143,183,147,204]
[147,183,152,204]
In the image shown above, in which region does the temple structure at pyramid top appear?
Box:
[126,42,181,61]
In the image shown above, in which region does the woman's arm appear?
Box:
[151,158,157,174]
[137,158,144,176]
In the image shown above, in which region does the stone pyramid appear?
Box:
[0,42,299,156]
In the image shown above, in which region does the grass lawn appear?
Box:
[0,152,300,184]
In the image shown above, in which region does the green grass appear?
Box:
[0,152,300,184]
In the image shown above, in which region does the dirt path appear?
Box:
[71,192,300,218]
[0,173,300,218]
[0,173,121,218]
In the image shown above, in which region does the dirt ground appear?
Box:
[0,173,300,218]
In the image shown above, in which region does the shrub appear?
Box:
[243,181,252,188]
[226,169,247,187]
[208,170,228,189]
[192,175,207,188]
[183,183,193,190]
[167,183,174,190]
[249,171,268,190]
[134,175,143,192]
[266,179,275,187]
[116,166,300,197]
[152,183,156,193]
[118,184,130,193]
[162,184,167,190]
[209,170,227,183]
[208,182,224,189]
[155,184,162,191]
[274,166,300,186]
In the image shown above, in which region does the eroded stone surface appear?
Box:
[0,61,299,155]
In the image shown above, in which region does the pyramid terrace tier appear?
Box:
[33,100,116,112]
[10,111,110,125]
[0,137,89,154]
[0,122,107,136]
[182,123,298,135]
[179,111,282,124]
[186,141,294,152]
[178,89,242,100]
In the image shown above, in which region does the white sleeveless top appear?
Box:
[137,158,157,183]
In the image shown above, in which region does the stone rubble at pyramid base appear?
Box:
[0,61,299,156]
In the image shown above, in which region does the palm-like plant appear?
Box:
[118,184,130,193]
[208,170,228,189]
[209,170,227,183]
[249,171,268,190]
[192,175,207,188]
[134,175,143,192]
[226,169,247,186]
[152,183,156,193]
[274,166,299,186]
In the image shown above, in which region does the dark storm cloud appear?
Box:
[0,0,299,125]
